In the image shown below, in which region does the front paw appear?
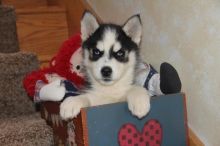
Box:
[60,97,83,120]
[127,87,151,119]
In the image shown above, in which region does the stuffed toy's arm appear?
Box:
[23,70,49,99]
[135,62,181,96]
[147,74,163,96]
[38,79,66,102]
[135,62,163,96]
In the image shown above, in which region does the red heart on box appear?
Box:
[118,119,162,146]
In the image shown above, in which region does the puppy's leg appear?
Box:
[60,94,90,120]
[127,85,151,119]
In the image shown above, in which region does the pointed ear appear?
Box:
[81,11,99,41]
[122,14,142,45]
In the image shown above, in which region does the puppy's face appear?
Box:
[81,12,142,86]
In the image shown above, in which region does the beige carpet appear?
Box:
[0,113,54,146]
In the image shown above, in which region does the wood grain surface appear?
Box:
[16,6,68,67]
[47,0,65,7]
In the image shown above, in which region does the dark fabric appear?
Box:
[0,6,19,53]
[160,62,182,94]
[144,64,158,90]
[62,80,80,100]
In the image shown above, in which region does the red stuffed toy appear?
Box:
[23,34,85,102]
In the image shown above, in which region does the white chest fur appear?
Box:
[87,83,132,106]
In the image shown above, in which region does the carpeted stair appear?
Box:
[0,4,53,146]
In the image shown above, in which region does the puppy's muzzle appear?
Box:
[101,66,112,79]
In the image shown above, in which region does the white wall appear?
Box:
[87,0,220,145]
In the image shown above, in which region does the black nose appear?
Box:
[101,66,112,78]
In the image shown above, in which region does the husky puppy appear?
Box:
[60,11,150,120]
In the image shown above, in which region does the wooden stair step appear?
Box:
[2,0,48,8]
[38,54,54,67]
[16,6,66,14]
[15,6,68,67]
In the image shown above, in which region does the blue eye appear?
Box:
[116,50,125,57]
[93,48,101,55]
[90,48,103,61]
[113,49,128,62]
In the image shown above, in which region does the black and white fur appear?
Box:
[60,11,150,120]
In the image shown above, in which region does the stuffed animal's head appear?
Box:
[51,34,85,88]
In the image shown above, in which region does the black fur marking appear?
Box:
[109,46,128,62]
[109,46,114,59]
[82,24,139,62]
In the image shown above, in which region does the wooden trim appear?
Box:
[79,0,102,22]
[63,0,103,36]
[182,93,203,146]
[189,128,204,146]
[183,94,190,145]
[81,109,89,146]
